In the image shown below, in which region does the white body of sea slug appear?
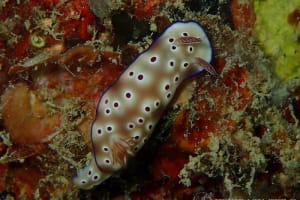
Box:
[73,21,216,189]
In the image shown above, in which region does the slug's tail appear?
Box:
[72,157,111,189]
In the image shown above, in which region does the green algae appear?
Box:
[254,0,300,80]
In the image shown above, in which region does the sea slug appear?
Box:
[73,21,216,189]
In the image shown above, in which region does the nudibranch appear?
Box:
[73,21,216,189]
